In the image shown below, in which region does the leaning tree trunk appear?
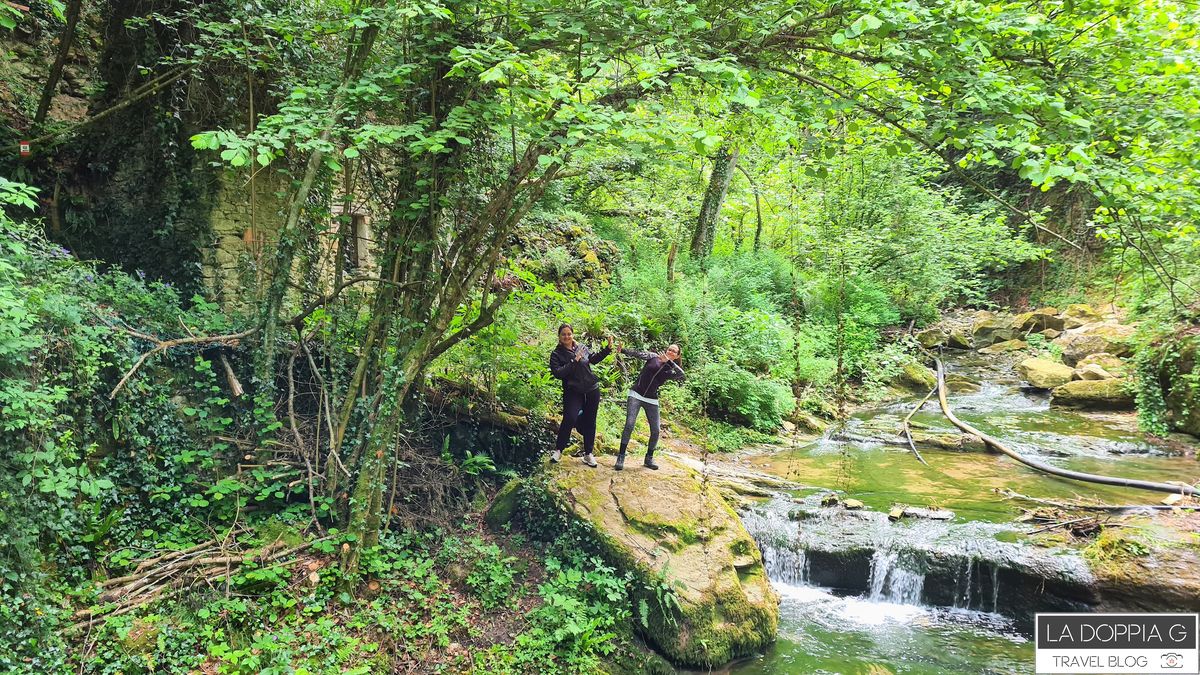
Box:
[34,0,84,127]
[689,143,739,259]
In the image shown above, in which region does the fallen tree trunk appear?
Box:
[934,360,1197,497]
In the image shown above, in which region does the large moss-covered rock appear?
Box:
[1052,323,1136,365]
[972,316,1016,345]
[1016,357,1075,389]
[979,339,1027,354]
[490,460,779,667]
[1050,379,1135,410]
[1013,308,1065,333]
[1076,353,1127,375]
[896,361,937,392]
[1061,304,1104,329]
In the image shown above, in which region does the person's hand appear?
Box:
[607,335,615,349]
[615,342,623,353]
[573,346,585,362]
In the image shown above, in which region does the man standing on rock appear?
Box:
[615,344,684,471]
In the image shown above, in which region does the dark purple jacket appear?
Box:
[550,342,612,393]
[623,349,685,400]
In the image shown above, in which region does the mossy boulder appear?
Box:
[1050,379,1135,410]
[1076,353,1127,375]
[1052,323,1135,365]
[1016,357,1075,389]
[979,339,1027,355]
[915,328,946,349]
[945,373,982,393]
[1062,304,1105,330]
[490,460,779,667]
[1013,308,1065,333]
[895,361,937,392]
[972,316,1016,346]
[484,479,522,530]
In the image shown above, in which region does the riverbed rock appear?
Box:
[979,339,1027,355]
[1076,353,1127,375]
[1042,328,1062,340]
[488,460,778,667]
[945,373,982,393]
[1016,357,1075,389]
[916,327,946,349]
[946,327,973,349]
[909,430,969,450]
[1074,364,1115,381]
[1014,308,1065,333]
[1052,323,1136,365]
[1050,378,1135,410]
[972,316,1016,346]
[1062,303,1104,329]
[897,362,937,392]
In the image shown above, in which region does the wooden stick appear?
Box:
[900,386,935,466]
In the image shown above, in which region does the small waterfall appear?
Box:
[990,565,1000,613]
[956,558,974,609]
[868,549,925,604]
[763,545,809,586]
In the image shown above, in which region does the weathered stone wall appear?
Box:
[201,172,288,306]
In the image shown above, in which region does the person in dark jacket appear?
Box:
[549,323,614,467]
[615,344,684,470]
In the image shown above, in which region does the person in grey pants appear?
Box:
[616,344,684,470]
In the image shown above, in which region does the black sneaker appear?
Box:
[643,456,659,470]
[614,452,626,471]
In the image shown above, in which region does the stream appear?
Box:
[724,351,1198,675]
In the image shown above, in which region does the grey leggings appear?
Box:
[620,396,661,455]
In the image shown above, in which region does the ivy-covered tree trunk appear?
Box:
[689,144,739,259]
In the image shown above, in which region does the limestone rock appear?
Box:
[491,460,778,667]
[1077,353,1127,374]
[896,362,937,392]
[972,316,1016,346]
[1013,308,1065,333]
[916,327,946,349]
[979,339,1027,355]
[910,430,967,450]
[1050,379,1135,410]
[1052,323,1135,365]
[946,328,973,349]
[843,499,865,510]
[1042,329,1062,340]
[1016,357,1075,389]
[945,373,982,393]
[1063,304,1104,323]
[1074,364,1115,381]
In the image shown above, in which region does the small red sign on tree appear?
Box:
[19,140,31,157]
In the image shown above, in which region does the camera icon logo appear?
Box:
[1162,652,1183,668]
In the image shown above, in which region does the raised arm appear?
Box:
[587,345,612,364]
[620,348,656,361]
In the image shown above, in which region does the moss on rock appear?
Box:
[506,458,779,668]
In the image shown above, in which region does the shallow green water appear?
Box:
[727,354,1199,675]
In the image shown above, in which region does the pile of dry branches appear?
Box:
[72,537,316,633]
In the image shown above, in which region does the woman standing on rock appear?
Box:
[615,344,684,471]
[549,323,614,468]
